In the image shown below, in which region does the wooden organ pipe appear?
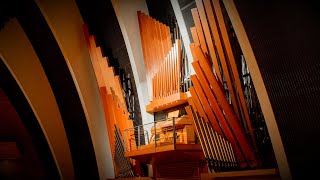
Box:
[186,104,237,172]
[189,44,257,168]
[150,40,182,100]
[194,0,222,82]
[185,106,211,169]
[191,8,208,57]
[201,0,241,121]
[191,27,200,45]
[190,0,257,153]
[138,11,177,100]
[190,75,223,135]
[211,0,257,151]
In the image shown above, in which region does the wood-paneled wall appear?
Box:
[83,24,134,176]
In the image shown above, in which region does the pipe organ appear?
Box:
[83,0,276,178]
[124,0,277,177]
[122,0,267,176]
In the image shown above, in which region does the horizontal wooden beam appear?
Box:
[146,92,188,113]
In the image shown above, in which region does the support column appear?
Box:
[111,0,154,125]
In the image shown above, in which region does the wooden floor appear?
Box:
[107,169,280,180]
[107,178,152,180]
[201,169,280,180]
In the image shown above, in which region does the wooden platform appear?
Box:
[125,143,204,164]
[125,143,202,157]
[146,92,188,113]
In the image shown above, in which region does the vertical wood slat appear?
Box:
[160,22,168,57]
[188,100,216,162]
[195,0,222,82]
[166,26,172,52]
[164,55,167,97]
[157,21,164,65]
[211,0,256,150]
[228,141,237,165]
[157,62,162,98]
[176,40,181,92]
[187,100,237,171]
[169,49,175,93]
[191,8,209,56]
[162,61,165,97]
[185,106,210,160]
[190,44,256,168]
[203,120,219,164]
[172,41,177,93]
[201,0,241,121]
[155,73,158,99]
[211,128,223,164]
[217,133,228,167]
[189,87,210,123]
[138,11,177,100]
[138,12,148,75]
[152,77,154,100]
[83,25,105,88]
[190,62,246,167]
[138,12,184,101]
[206,121,222,164]
[190,75,223,135]
[191,27,200,45]
[162,57,165,97]
[166,57,169,96]
[190,54,238,143]
[155,21,162,74]
[159,62,163,98]
[169,51,172,95]
[221,135,233,166]
[83,25,135,174]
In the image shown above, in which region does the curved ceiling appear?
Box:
[0,62,59,179]
[0,0,112,179]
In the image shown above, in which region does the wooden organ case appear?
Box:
[121,11,207,180]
